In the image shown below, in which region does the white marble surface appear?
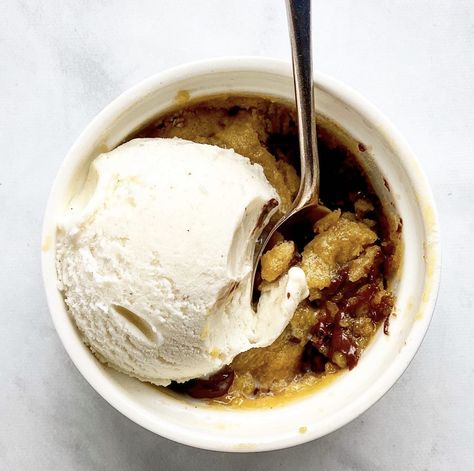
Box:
[1,0,473,469]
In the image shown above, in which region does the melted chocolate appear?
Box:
[255,198,279,231]
[301,341,328,374]
[328,314,358,369]
[303,255,394,372]
[169,367,234,399]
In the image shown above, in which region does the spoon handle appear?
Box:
[286,0,320,207]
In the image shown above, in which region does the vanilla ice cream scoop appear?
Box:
[56,138,308,385]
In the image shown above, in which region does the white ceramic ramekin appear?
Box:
[42,57,440,452]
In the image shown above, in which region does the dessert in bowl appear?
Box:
[42,58,440,451]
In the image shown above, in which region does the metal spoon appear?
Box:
[252,0,320,289]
